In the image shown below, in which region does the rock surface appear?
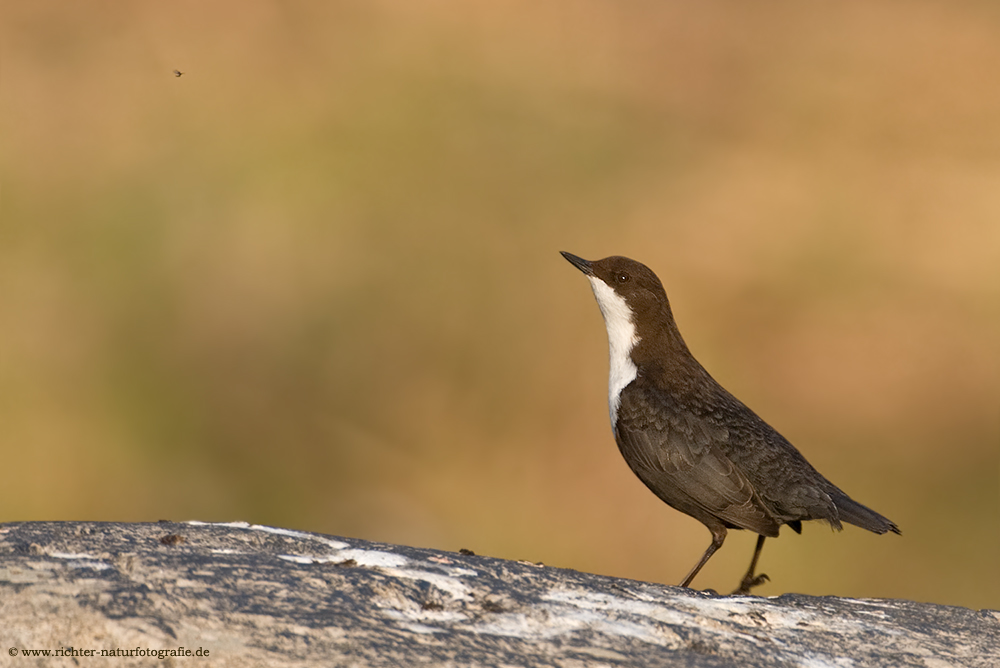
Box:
[0,521,996,667]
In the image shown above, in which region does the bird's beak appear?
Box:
[560,251,594,276]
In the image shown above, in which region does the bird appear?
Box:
[561,252,900,595]
[173,70,184,77]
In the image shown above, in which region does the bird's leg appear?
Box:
[731,534,769,595]
[679,527,726,588]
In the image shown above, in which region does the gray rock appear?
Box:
[0,521,995,667]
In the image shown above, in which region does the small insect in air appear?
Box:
[173,70,184,77]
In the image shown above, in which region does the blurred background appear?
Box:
[2,0,997,609]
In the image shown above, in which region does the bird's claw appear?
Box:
[731,572,770,596]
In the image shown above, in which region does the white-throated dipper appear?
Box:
[561,252,900,594]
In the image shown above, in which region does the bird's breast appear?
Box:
[587,277,640,426]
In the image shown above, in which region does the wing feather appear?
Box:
[616,382,781,537]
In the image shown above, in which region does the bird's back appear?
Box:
[623,360,898,535]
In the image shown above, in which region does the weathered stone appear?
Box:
[0,522,995,667]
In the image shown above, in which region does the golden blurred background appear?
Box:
[2,1,997,609]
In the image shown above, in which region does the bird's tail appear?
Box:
[832,491,901,535]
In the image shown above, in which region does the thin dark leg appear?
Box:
[731,534,769,595]
[679,527,726,588]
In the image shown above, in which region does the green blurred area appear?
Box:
[1,1,997,608]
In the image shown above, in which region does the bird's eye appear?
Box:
[616,272,630,283]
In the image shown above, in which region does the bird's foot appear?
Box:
[731,572,769,596]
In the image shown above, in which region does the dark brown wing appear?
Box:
[615,381,782,537]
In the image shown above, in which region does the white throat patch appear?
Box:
[587,276,640,427]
